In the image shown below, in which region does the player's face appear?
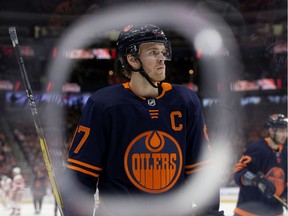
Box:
[139,42,167,82]
[273,128,287,144]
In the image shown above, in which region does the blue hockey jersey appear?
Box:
[66,82,213,215]
[234,138,287,216]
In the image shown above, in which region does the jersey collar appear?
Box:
[122,82,172,100]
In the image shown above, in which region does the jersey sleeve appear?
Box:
[184,90,221,211]
[67,97,106,179]
[184,91,211,177]
[233,143,261,186]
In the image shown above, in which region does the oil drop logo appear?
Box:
[124,130,182,193]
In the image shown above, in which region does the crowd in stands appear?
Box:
[13,129,48,182]
[1,101,81,188]
[0,131,17,179]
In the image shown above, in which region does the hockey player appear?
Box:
[233,113,287,215]
[0,174,12,209]
[10,167,25,216]
[62,24,224,216]
[31,171,47,215]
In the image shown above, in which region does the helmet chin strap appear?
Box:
[139,68,157,87]
[138,68,163,96]
[132,60,163,95]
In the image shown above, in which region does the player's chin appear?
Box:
[155,69,165,76]
[155,74,165,82]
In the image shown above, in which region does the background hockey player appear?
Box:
[10,167,25,216]
[31,170,47,215]
[62,24,224,216]
[0,174,12,209]
[233,113,287,215]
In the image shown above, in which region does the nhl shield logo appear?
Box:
[147,99,156,106]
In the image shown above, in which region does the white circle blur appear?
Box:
[45,2,240,216]
[194,29,223,55]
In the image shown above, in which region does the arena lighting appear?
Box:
[230,78,279,92]
[1,45,14,56]
[1,45,35,57]
[64,48,112,59]
[62,82,81,93]
[45,81,81,93]
[0,80,13,90]
[46,2,241,216]
[14,80,21,91]
[46,81,53,92]
[53,47,114,59]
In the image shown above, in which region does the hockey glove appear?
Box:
[243,171,276,198]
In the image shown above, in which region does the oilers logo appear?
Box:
[124,130,182,193]
[266,167,285,196]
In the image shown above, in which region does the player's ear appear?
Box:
[127,54,140,70]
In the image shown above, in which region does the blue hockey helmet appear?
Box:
[116,24,172,73]
[265,113,288,129]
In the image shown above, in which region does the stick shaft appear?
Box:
[274,194,288,209]
[9,27,65,216]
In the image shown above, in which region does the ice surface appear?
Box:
[0,187,287,216]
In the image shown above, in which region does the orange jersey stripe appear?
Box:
[234,208,258,216]
[149,110,159,113]
[185,166,211,175]
[68,158,102,171]
[185,159,211,169]
[66,165,99,178]
[234,165,246,173]
[234,207,284,216]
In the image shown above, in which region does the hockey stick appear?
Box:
[247,164,288,210]
[9,27,65,216]
[274,194,288,209]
